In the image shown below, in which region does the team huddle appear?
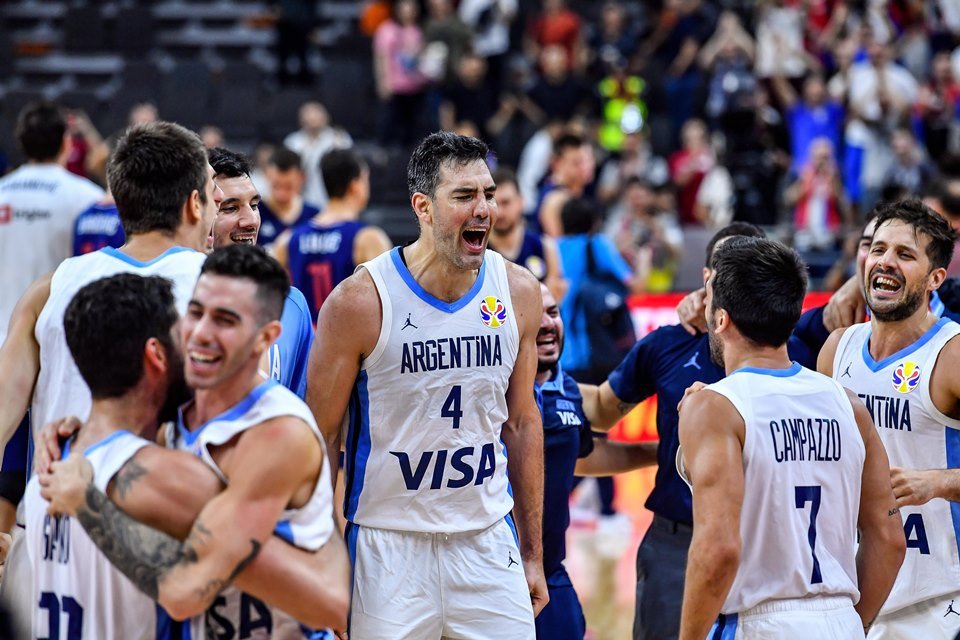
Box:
[1,108,960,640]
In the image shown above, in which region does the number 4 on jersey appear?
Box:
[442,385,463,429]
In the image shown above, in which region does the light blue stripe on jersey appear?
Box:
[345,371,372,520]
[155,604,191,640]
[388,247,487,314]
[708,612,738,640]
[276,519,295,544]
[101,245,194,268]
[731,361,801,378]
[178,379,277,447]
[945,427,960,561]
[860,317,951,372]
[504,514,519,547]
[62,429,132,460]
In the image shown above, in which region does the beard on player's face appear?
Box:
[157,344,192,424]
[866,265,927,322]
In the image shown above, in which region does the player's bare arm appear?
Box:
[353,226,393,264]
[577,381,637,431]
[847,388,905,632]
[677,389,745,640]
[573,438,658,476]
[541,236,568,303]
[538,191,567,238]
[501,261,549,616]
[43,416,324,620]
[306,270,382,486]
[0,273,50,451]
[816,327,849,379]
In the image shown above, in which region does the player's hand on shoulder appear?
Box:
[39,454,94,517]
[677,288,707,336]
[35,416,82,473]
[890,467,942,507]
[678,381,709,414]
[823,274,865,332]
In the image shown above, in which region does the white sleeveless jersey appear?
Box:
[345,248,519,532]
[165,379,334,640]
[24,430,156,639]
[32,247,204,438]
[833,317,960,613]
[706,363,865,614]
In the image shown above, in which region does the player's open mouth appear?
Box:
[462,228,486,252]
[188,350,221,369]
[871,273,903,297]
[230,232,256,245]
[536,332,558,351]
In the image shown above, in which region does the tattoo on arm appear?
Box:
[888,508,900,517]
[75,485,261,605]
[113,458,147,500]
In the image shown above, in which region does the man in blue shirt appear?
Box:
[534,281,658,639]
[73,197,125,256]
[772,74,845,178]
[578,223,822,640]
[208,147,314,398]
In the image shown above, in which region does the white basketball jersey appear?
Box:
[32,246,204,440]
[345,248,519,532]
[24,430,156,639]
[165,379,334,640]
[0,163,103,344]
[707,363,865,614]
[833,317,960,613]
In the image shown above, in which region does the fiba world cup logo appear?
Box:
[891,362,921,394]
[479,296,507,328]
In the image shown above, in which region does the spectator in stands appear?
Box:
[585,2,640,79]
[200,125,224,149]
[669,118,713,226]
[603,177,683,293]
[0,101,104,346]
[249,142,275,203]
[517,119,566,209]
[535,132,597,237]
[525,45,593,125]
[772,73,845,179]
[256,147,319,247]
[458,0,517,92]
[439,53,505,142]
[424,0,474,89]
[699,11,756,127]
[924,176,960,277]
[785,137,851,251]
[274,0,316,86]
[882,127,936,197]
[283,101,353,207]
[525,0,584,72]
[754,0,814,82]
[915,51,960,163]
[827,36,858,106]
[373,0,429,147]
[596,129,669,206]
[85,102,158,186]
[64,110,102,180]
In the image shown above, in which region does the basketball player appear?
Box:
[534,281,657,639]
[679,236,905,639]
[819,200,960,638]
[532,133,595,237]
[0,121,219,635]
[307,131,547,637]
[273,148,392,321]
[208,146,315,398]
[42,246,342,638]
[32,273,349,637]
[257,147,319,246]
[488,168,566,302]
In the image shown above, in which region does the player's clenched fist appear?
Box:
[39,454,94,517]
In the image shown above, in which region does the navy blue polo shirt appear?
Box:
[608,308,823,525]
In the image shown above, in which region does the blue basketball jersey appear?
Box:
[288,220,366,320]
[257,201,319,246]
[516,231,548,282]
[269,287,315,399]
[72,202,124,256]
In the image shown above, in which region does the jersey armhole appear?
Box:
[922,331,960,431]
[358,264,392,370]
[490,252,521,349]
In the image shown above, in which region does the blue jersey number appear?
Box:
[38,591,83,640]
[795,485,823,584]
[442,386,463,429]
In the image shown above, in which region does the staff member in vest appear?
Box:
[680,236,904,639]
[820,200,960,639]
[307,132,547,637]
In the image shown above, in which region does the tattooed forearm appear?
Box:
[76,484,199,600]
[113,458,147,500]
[191,540,262,604]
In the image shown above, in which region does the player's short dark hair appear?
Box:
[560,198,598,235]
[407,131,489,199]
[201,245,290,324]
[208,146,252,179]
[65,274,178,399]
[710,237,808,348]
[705,222,765,268]
[16,101,66,161]
[321,148,366,200]
[492,167,519,191]
[553,133,585,158]
[269,146,303,172]
[108,121,209,236]
[872,198,958,270]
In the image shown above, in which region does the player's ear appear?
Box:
[255,320,282,354]
[183,189,202,226]
[144,337,168,377]
[411,192,432,225]
[929,266,948,292]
